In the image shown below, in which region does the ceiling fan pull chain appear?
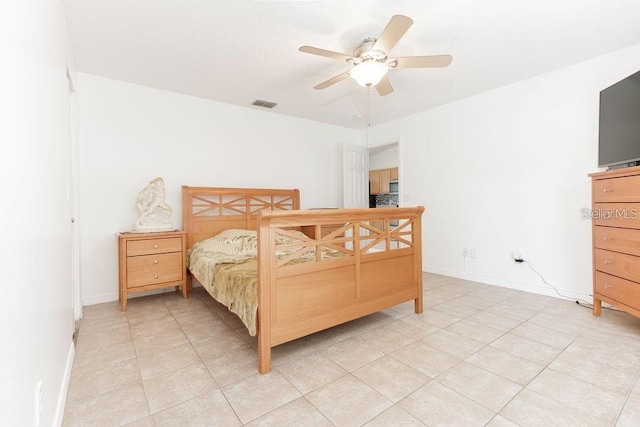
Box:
[366,87,371,148]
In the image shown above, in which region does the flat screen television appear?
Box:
[598,70,640,168]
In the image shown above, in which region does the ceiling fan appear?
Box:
[299,15,452,96]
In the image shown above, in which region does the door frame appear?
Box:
[67,66,82,320]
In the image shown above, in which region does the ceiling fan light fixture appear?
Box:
[350,60,388,87]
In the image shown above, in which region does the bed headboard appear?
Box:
[181,186,300,248]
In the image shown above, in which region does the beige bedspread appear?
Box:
[186,229,342,336]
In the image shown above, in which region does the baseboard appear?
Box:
[81,291,119,306]
[53,342,75,427]
[423,266,591,302]
[81,286,193,307]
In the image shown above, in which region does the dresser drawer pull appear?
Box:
[154,275,159,279]
[603,236,612,241]
[602,188,612,193]
[604,260,612,265]
[154,244,159,249]
[604,284,612,289]
[154,260,158,264]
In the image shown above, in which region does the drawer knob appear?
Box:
[154,244,159,249]
[603,188,612,193]
[603,236,611,241]
[604,260,612,265]
[604,284,612,288]
[154,275,159,279]
[154,260,158,264]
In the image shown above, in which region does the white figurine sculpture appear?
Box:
[132,177,174,233]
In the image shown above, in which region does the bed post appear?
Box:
[256,209,273,374]
[414,206,425,314]
[182,186,192,292]
[181,186,191,238]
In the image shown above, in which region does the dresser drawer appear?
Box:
[127,237,182,256]
[595,271,640,310]
[126,252,183,288]
[592,203,640,229]
[594,248,640,280]
[593,175,640,203]
[594,226,640,256]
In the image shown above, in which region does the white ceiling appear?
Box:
[63,0,640,129]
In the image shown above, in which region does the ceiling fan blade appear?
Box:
[375,75,394,96]
[373,15,413,54]
[299,46,353,62]
[314,71,351,90]
[391,55,453,69]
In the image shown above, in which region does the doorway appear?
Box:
[368,141,399,208]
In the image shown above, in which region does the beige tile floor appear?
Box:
[63,273,640,426]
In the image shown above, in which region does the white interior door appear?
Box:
[343,143,368,209]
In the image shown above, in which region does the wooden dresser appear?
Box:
[590,166,640,318]
[118,230,187,311]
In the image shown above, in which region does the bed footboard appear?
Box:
[256,206,424,373]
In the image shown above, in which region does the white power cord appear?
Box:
[463,255,596,308]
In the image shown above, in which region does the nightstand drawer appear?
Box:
[127,237,182,256]
[126,252,183,288]
[595,271,640,310]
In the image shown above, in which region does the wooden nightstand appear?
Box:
[118,230,187,311]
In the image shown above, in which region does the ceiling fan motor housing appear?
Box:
[353,38,387,62]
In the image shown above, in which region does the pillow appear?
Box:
[193,229,258,257]
[191,228,309,258]
[210,228,257,243]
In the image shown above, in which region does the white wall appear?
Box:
[369,144,399,170]
[77,74,360,304]
[371,44,640,299]
[0,1,76,425]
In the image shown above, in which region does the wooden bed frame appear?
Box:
[182,186,424,373]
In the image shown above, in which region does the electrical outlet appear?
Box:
[512,250,524,262]
[463,248,469,257]
[470,249,477,259]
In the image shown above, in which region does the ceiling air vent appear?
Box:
[252,99,278,109]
